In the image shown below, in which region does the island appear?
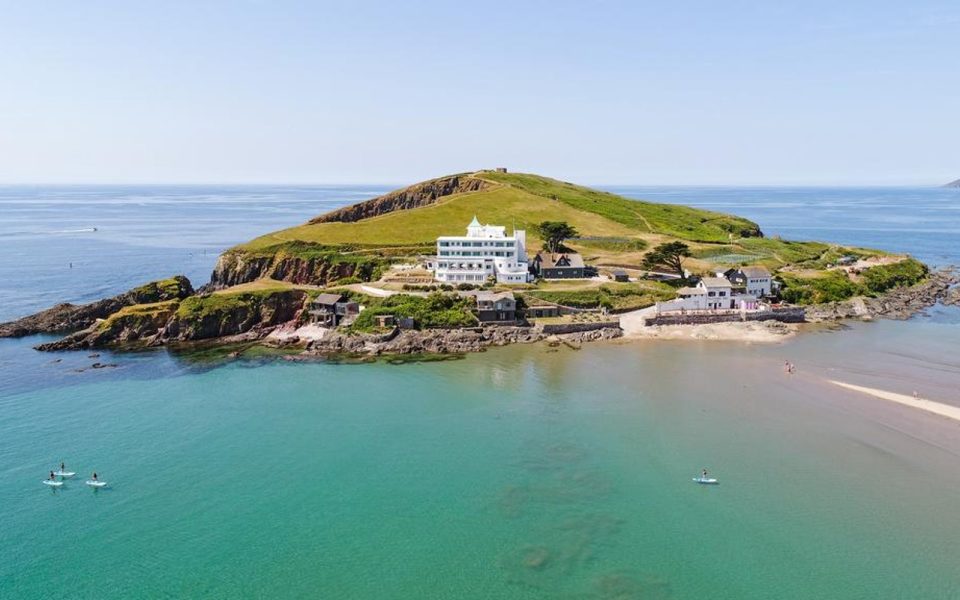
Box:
[944,178,960,188]
[1,170,955,356]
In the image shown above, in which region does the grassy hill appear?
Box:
[211,170,896,293]
[241,171,760,253]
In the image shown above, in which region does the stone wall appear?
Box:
[539,321,622,335]
[645,308,805,327]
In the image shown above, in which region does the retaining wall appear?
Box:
[644,308,805,327]
[539,321,622,335]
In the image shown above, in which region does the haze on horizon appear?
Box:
[0,1,957,187]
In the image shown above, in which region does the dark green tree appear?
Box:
[536,221,579,253]
[641,241,691,278]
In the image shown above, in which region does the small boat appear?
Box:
[693,477,719,485]
[55,471,76,478]
[85,480,107,488]
[43,480,63,487]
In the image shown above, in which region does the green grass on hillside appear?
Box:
[573,237,649,252]
[478,172,761,242]
[242,184,641,251]
[98,300,180,331]
[523,282,675,311]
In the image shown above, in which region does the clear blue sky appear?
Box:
[1,1,957,185]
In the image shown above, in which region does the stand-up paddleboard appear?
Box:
[86,480,107,488]
[55,471,75,478]
[43,480,63,487]
[693,477,719,485]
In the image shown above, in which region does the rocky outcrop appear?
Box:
[805,269,958,322]
[208,250,381,289]
[0,276,194,338]
[36,289,309,351]
[37,302,181,351]
[162,290,308,341]
[305,325,622,356]
[206,254,275,289]
[943,286,960,306]
[309,174,490,224]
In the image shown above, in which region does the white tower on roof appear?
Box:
[467,215,483,237]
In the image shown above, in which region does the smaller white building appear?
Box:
[427,217,531,284]
[656,276,765,314]
[723,266,773,298]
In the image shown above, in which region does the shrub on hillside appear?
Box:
[779,272,862,304]
[860,259,927,294]
[349,293,476,332]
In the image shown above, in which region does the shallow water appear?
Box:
[2,336,960,598]
[1,185,959,598]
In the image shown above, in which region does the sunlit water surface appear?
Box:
[1,185,958,599]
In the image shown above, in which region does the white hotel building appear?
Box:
[427,217,531,284]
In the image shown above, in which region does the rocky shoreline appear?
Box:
[0,268,956,359]
[298,325,622,356]
[804,268,958,322]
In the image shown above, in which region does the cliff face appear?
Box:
[0,275,194,338]
[309,174,490,224]
[208,249,381,288]
[162,290,308,341]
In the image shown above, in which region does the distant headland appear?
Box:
[944,178,960,188]
[1,170,955,357]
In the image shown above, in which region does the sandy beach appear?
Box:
[619,307,798,342]
[829,380,960,423]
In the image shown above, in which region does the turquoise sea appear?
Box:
[1,185,959,599]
